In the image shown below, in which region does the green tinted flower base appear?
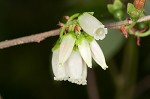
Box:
[59,13,80,38]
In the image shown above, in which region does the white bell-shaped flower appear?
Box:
[77,61,87,85]
[78,13,108,40]
[58,33,76,66]
[52,49,68,81]
[65,50,83,84]
[78,37,92,68]
[90,40,108,70]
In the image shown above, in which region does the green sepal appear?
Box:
[59,25,66,39]
[87,12,94,15]
[84,33,94,43]
[81,12,94,16]
[67,13,80,23]
[67,20,78,26]
[78,12,94,18]
[75,30,81,37]
[52,39,61,52]
[60,32,76,44]
[75,32,93,45]
[64,32,76,39]
[75,34,85,45]
[53,32,76,52]
[127,3,144,21]
[73,45,78,51]
[60,13,80,38]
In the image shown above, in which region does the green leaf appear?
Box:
[127,3,136,15]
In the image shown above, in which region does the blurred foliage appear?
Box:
[107,0,125,20]
[0,0,150,99]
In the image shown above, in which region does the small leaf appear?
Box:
[127,3,144,20]
[113,0,123,10]
[127,3,136,15]
[107,4,114,14]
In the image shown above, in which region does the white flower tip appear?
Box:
[104,28,108,34]
[102,65,108,70]
[54,76,69,81]
[81,80,87,85]
[87,64,92,68]
[94,27,108,40]
[94,35,105,40]
[68,78,87,85]
[54,77,62,81]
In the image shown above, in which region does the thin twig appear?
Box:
[0,29,60,49]
[0,15,150,49]
[105,15,150,29]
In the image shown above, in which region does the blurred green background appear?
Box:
[0,0,150,99]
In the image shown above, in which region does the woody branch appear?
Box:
[0,15,150,49]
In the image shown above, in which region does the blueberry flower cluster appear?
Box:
[52,12,108,85]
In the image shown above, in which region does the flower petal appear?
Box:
[90,40,108,70]
[77,61,87,85]
[78,38,92,68]
[66,50,83,80]
[58,33,76,66]
[52,49,68,81]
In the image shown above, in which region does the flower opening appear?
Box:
[78,12,107,40]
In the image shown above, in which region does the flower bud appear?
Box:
[78,36,92,68]
[90,40,108,70]
[58,32,76,66]
[78,13,107,40]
